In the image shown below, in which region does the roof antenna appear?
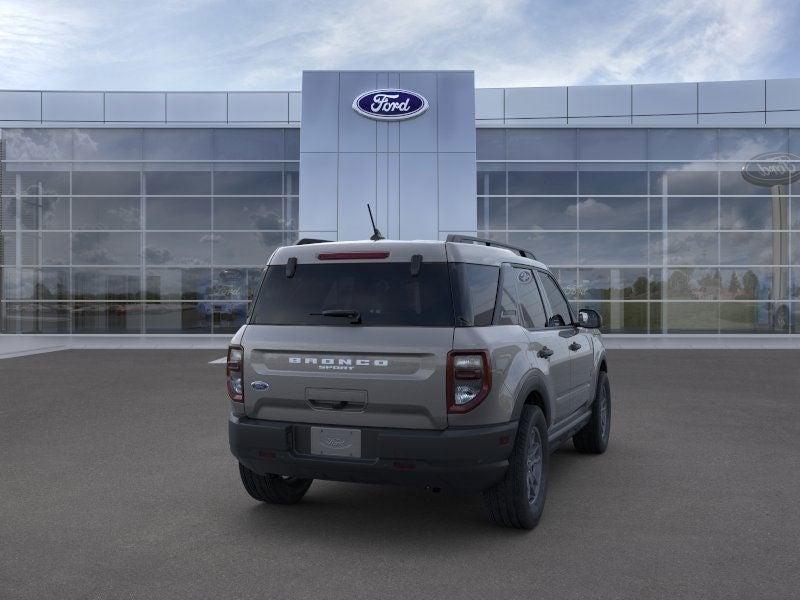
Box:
[367,204,385,241]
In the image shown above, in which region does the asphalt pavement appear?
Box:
[1,349,799,599]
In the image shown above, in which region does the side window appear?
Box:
[514,268,547,329]
[539,272,572,327]
[494,264,518,325]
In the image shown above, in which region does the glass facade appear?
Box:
[2,125,798,335]
[478,128,800,334]
[0,128,299,334]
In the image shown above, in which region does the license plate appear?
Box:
[310,427,361,458]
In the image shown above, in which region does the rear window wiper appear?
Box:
[309,309,362,324]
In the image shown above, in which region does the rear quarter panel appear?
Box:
[449,325,532,427]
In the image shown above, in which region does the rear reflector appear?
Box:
[318,251,390,260]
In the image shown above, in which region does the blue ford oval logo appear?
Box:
[250,381,269,390]
[352,89,428,121]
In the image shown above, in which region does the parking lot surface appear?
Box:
[1,349,799,599]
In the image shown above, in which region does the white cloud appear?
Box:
[0,0,793,90]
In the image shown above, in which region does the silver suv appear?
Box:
[227,235,610,529]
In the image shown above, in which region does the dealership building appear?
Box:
[1,71,799,339]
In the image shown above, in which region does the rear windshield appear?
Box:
[250,262,454,326]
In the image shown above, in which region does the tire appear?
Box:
[238,463,312,505]
[573,371,611,454]
[482,405,549,530]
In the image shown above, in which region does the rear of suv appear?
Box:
[228,235,610,529]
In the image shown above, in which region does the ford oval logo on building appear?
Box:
[352,89,428,121]
[741,152,800,187]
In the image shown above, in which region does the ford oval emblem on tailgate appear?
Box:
[250,381,269,390]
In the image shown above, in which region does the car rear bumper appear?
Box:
[229,414,517,494]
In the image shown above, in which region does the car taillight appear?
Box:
[227,345,244,402]
[447,350,491,413]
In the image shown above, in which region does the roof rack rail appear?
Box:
[296,238,332,245]
[445,234,536,260]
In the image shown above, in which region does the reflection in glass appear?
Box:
[214,129,284,160]
[3,129,73,160]
[477,197,506,230]
[666,268,720,300]
[72,232,140,265]
[649,170,717,195]
[212,232,283,266]
[507,129,575,160]
[1,302,70,333]
[72,171,140,195]
[580,301,647,334]
[647,129,717,161]
[507,232,577,266]
[72,197,140,230]
[718,129,788,160]
[285,129,300,160]
[20,232,70,265]
[477,164,506,195]
[578,129,647,160]
[4,170,70,196]
[720,170,776,195]
[72,303,142,334]
[579,233,649,265]
[146,197,211,230]
[579,171,647,195]
[143,129,213,160]
[719,267,787,301]
[20,197,70,230]
[145,232,212,266]
[211,302,248,334]
[720,197,787,230]
[18,268,70,300]
[577,268,649,300]
[720,232,780,265]
[665,302,719,333]
[578,197,647,230]
[476,129,506,160]
[667,233,718,265]
[145,268,212,301]
[144,171,211,195]
[144,303,212,334]
[210,268,250,301]
[213,197,284,230]
[284,163,299,196]
[668,197,718,230]
[73,129,142,160]
[72,268,141,300]
[508,169,576,195]
[720,302,788,333]
[213,170,282,195]
[508,197,576,230]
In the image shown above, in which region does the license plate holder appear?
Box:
[310,427,362,458]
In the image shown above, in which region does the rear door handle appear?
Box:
[568,342,582,351]
[537,346,554,359]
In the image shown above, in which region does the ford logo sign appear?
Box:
[250,381,269,390]
[741,152,800,187]
[352,89,428,121]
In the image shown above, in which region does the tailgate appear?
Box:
[242,325,454,430]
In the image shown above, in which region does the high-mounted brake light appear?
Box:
[227,345,244,402]
[447,350,491,413]
[318,252,390,260]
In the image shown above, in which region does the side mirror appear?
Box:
[577,308,603,329]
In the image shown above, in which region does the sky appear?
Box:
[0,0,798,91]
